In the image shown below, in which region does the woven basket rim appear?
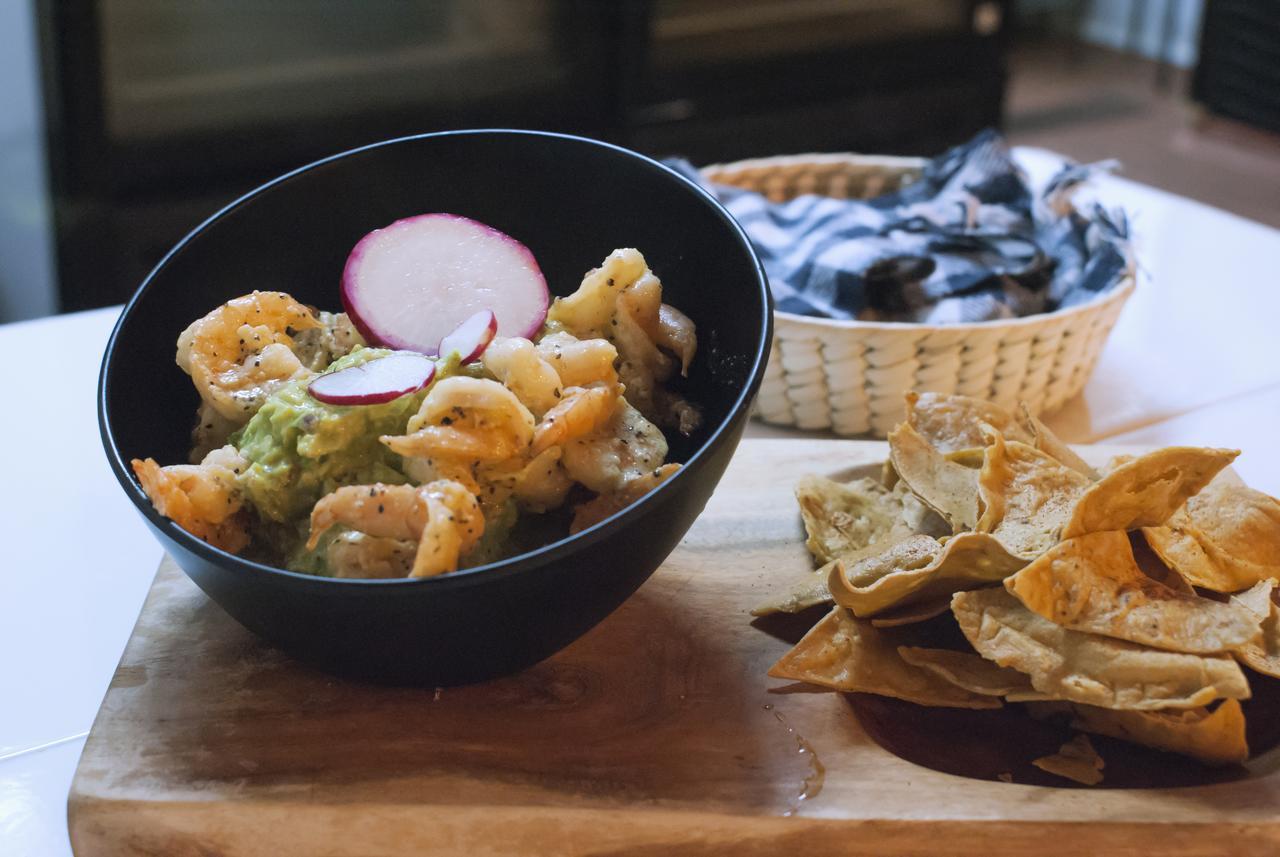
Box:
[702,152,928,174]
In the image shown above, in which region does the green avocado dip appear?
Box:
[232,348,428,527]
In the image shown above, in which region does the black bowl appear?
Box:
[99,130,772,685]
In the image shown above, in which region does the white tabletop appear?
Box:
[3,150,1280,856]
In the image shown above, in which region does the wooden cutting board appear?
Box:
[68,440,1280,856]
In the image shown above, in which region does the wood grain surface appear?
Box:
[68,440,1280,856]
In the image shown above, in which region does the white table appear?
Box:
[3,151,1279,856]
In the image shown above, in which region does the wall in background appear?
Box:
[1079,0,1204,67]
[1019,0,1204,67]
[0,1,57,323]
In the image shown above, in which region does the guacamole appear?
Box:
[232,348,426,525]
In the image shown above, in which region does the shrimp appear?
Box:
[655,304,696,376]
[307,481,484,578]
[383,376,535,468]
[530,382,623,456]
[132,444,250,552]
[546,249,699,431]
[560,399,669,494]
[535,332,618,387]
[292,310,366,371]
[176,291,322,422]
[571,463,680,534]
[478,447,574,513]
[482,336,563,417]
[546,248,649,333]
[326,532,417,579]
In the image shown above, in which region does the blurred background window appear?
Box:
[1,0,1278,323]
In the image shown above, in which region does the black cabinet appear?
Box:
[39,0,1009,311]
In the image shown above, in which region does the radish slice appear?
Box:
[341,214,549,355]
[308,352,437,406]
[438,309,497,364]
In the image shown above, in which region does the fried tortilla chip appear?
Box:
[750,563,834,617]
[888,422,980,532]
[768,607,1001,708]
[754,476,949,616]
[830,532,1026,617]
[976,430,1091,559]
[870,598,951,627]
[904,391,1032,452]
[952,588,1251,710]
[1032,734,1105,785]
[1143,482,1280,592]
[1018,405,1097,479]
[1231,579,1280,679]
[1005,531,1261,654]
[1061,447,1239,538]
[1070,700,1249,766]
[898,646,1039,697]
[796,475,913,564]
[1130,532,1196,594]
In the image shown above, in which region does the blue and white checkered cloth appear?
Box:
[668,130,1131,324]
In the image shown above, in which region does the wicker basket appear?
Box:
[702,153,1135,437]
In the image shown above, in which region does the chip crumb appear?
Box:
[996,772,1013,783]
[1032,734,1105,785]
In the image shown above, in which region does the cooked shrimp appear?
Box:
[547,249,698,430]
[326,532,417,579]
[655,304,696,376]
[176,291,321,422]
[132,444,250,552]
[530,382,623,455]
[560,399,669,494]
[480,447,574,513]
[307,481,484,578]
[535,332,618,387]
[292,310,366,371]
[482,336,563,417]
[383,377,535,466]
[546,248,649,333]
[570,463,680,533]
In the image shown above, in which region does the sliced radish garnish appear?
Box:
[341,214,549,355]
[438,309,497,364]
[308,352,437,406]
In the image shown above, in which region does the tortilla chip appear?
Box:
[1146,483,1280,592]
[946,448,987,469]
[1032,734,1105,785]
[1018,405,1097,479]
[1231,579,1280,678]
[898,646,1039,697]
[1061,447,1239,538]
[830,532,1026,617]
[1190,483,1280,568]
[1130,532,1196,594]
[754,475,949,616]
[1070,700,1249,766]
[870,599,951,627]
[1005,531,1260,654]
[888,422,980,532]
[795,475,914,564]
[904,391,1031,452]
[976,430,1091,559]
[768,606,1001,709]
[1143,518,1224,591]
[951,588,1251,710]
[750,563,833,617]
